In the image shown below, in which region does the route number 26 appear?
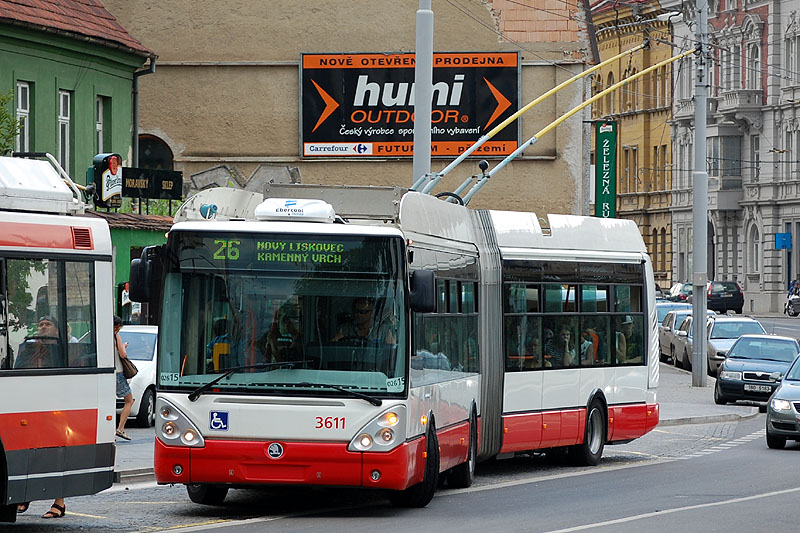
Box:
[315,416,345,430]
[213,239,240,260]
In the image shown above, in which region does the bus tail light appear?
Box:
[156,397,205,448]
[348,405,407,452]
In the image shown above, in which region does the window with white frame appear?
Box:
[747,43,761,90]
[708,136,742,177]
[57,90,71,173]
[786,127,795,180]
[748,225,760,273]
[732,45,741,90]
[96,97,104,153]
[750,134,760,181]
[15,81,30,152]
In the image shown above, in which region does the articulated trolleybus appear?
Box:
[0,155,115,523]
[131,184,659,508]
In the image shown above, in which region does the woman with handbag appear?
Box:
[114,315,135,440]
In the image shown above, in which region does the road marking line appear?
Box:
[67,511,107,519]
[542,485,800,532]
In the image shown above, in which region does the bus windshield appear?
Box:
[158,231,406,397]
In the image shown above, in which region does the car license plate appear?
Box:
[744,384,772,392]
[722,294,732,297]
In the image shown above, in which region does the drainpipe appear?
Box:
[132,57,157,168]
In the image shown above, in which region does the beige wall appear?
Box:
[106,0,589,214]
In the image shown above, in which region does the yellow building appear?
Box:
[591,0,674,288]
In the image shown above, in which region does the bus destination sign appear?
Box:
[176,233,398,274]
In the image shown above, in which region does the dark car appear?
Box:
[714,334,800,406]
[668,282,692,302]
[765,355,800,448]
[706,280,744,314]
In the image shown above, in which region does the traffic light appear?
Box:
[87,153,122,208]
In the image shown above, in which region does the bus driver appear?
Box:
[332,297,395,344]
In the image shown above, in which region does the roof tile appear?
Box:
[0,0,153,56]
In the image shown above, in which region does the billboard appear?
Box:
[300,52,520,158]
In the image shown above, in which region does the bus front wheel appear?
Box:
[388,424,439,507]
[186,483,228,505]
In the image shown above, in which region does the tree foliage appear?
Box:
[0,90,20,156]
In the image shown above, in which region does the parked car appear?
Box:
[117,325,158,427]
[765,355,800,449]
[668,282,692,302]
[658,307,712,363]
[706,280,744,314]
[673,315,766,373]
[715,334,800,407]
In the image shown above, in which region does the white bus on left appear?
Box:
[0,155,115,523]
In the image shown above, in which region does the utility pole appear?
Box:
[412,0,433,187]
[691,0,709,386]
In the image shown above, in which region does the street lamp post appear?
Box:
[691,0,709,386]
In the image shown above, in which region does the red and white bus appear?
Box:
[0,155,115,523]
[132,184,658,508]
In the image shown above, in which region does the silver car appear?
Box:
[766,353,800,449]
[658,307,711,363]
[673,315,766,374]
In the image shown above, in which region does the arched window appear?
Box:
[748,225,760,273]
[606,72,615,115]
[138,134,174,170]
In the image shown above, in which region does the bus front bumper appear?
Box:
[154,436,425,491]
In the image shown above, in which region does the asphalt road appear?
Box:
[6,415,794,532]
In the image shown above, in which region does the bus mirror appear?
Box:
[129,257,152,302]
[409,270,436,313]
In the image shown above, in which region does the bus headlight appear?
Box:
[348,405,407,452]
[156,398,205,448]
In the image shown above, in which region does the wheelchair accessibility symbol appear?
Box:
[209,411,229,431]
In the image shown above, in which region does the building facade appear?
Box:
[103,0,593,214]
[591,0,676,289]
[667,0,800,313]
[0,0,165,317]
[0,0,153,178]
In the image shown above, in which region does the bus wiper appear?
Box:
[188,361,303,402]
[296,382,382,406]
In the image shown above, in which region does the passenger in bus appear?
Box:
[14,315,63,368]
[262,305,303,362]
[544,322,576,367]
[332,297,395,344]
[616,315,642,364]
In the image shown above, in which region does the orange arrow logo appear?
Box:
[483,78,511,130]
[311,80,340,133]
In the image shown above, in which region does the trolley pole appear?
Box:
[691,0,709,387]
[412,0,433,187]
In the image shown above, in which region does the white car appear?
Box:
[118,325,158,427]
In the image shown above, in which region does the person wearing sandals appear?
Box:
[114,315,134,440]
[17,498,66,519]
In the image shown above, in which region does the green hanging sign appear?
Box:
[595,121,617,218]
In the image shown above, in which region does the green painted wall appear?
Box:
[0,24,146,180]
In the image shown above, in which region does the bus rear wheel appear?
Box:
[447,412,476,488]
[186,483,228,505]
[570,400,606,466]
[388,423,439,508]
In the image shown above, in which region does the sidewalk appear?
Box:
[113,363,759,483]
